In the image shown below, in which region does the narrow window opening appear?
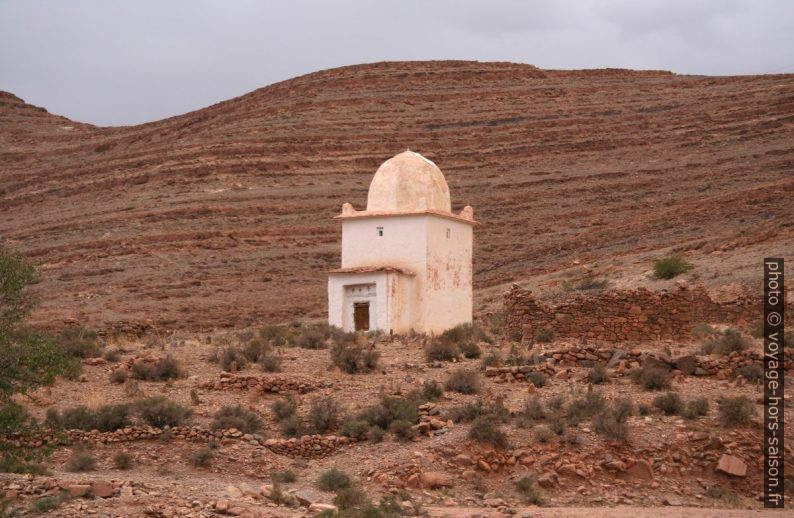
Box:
[377,226,383,237]
[446,228,451,239]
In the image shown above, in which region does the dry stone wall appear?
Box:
[504,284,785,343]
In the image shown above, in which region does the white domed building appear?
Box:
[328,150,475,334]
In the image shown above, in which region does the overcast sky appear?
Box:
[1,0,793,126]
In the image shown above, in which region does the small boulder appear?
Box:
[91,480,115,498]
[66,484,91,498]
[674,355,698,375]
[716,454,747,477]
[420,471,452,489]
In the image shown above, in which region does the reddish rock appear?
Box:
[716,454,747,477]
[626,459,654,480]
[91,480,115,498]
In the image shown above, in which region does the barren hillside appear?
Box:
[1,61,793,330]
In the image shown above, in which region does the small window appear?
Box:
[446,228,451,239]
[377,226,383,237]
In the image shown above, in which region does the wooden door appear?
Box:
[354,302,369,331]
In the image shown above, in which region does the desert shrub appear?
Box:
[566,391,606,424]
[445,368,481,394]
[577,277,608,291]
[280,415,304,438]
[515,474,543,505]
[563,429,582,445]
[241,337,270,363]
[548,414,567,435]
[737,364,763,383]
[459,341,482,359]
[422,380,443,401]
[526,371,547,388]
[718,396,755,427]
[333,487,368,511]
[53,404,131,432]
[33,495,63,512]
[448,398,509,424]
[109,369,128,384]
[632,366,671,390]
[189,447,214,467]
[113,452,132,470]
[271,396,297,420]
[592,400,631,441]
[318,468,352,491]
[59,326,100,358]
[587,365,609,384]
[308,396,342,434]
[480,351,502,368]
[749,321,764,339]
[519,396,546,425]
[103,348,121,362]
[424,339,458,362]
[138,396,192,427]
[505,343,528,366]
[330,342,379,374]
[215,346,248,371]
[272,470,297,483]
[159,428,174,443]
[534,425,553,443]
[261,324,291,346]
[683,397,709,419]
[131,356,181,381]
[340,419,371,440]
[653,256,693,279]
[547,394,566,412]
[702,329,749,356]
[258,354,282,373]
[612,398,634,423]
[294,323,351,349]
[534,328,555,343]
[211,405,262,434]
[692,323,716,339]
[357,396,418,431]
[65,450,96,472]
[469,415,508,448]
[638,403,652,416]
[439,322,490,345]
[653,392,683,415]
[367,426,385,443]
[389,419,416,441]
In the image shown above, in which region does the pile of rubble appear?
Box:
[413,402,453,436]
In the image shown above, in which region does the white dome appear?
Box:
[366,150,451,213]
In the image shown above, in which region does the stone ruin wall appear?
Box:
[505,284,789,343]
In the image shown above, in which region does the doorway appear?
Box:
[353,302,370,331]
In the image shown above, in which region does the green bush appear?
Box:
[65,450,96,472]
[280,415,304,438]
[718,396,755,427]
[424,339,458,362]
[241,337,271,363]
[448,398,509,424]
[566,391,606,424]
[526,371,547,388]
[701,329,749,356]
[215,346,248,371]
[271,396,297,420]
[534,328,555,343]
[189,447,214,467]
[439,323,490,345]
[519,396,546,425]
[340,419,371,440]
[50,404,131,432]
[515,474,543,505]
[272,470,297,483]
[308,396,342,434]
[33,494,63,512]
[534,425,553,443]
[468,415,508,448]
[593,400,632,441]
[587,365,609,384]
[459,341,482,359]
[138,396,192,427]
[422,380,443,401]
[261,325,291,347]
[389,419,416,441]
[653,392,683,415]
[109,369,128,384]
[318,468,352,491]
[330,342,379,374]
[59,326,101,358]
[683,397,709,419]
[480,351,502,368]
[211,405,262,434]
[103,348,121,362]
[113,452,132,470]
[357,396,418,431]
[653,256,693,279]
[737,364,763,383]
[333,487,368,511]
[131,356,181,381]
[258,354,282,372]
[445,368,481,394]
[632,366,671,390]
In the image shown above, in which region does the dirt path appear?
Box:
[426,506,794,517]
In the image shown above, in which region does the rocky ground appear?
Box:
[2,321,790,517]
[1,61,793,331]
